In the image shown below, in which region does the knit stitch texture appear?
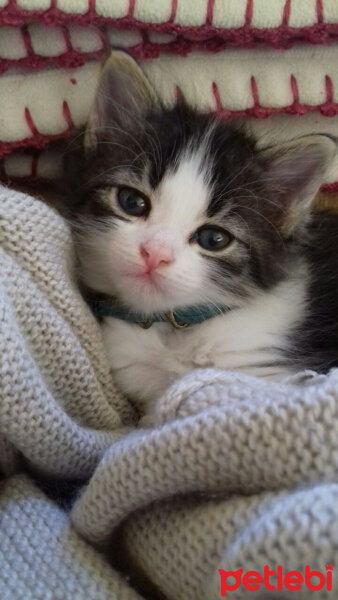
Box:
[1,186,338,599]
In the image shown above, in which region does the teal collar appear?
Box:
[88,297,229,329]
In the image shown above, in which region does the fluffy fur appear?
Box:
[63,52,338,414]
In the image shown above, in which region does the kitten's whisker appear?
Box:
[77,160,148,191]
[144,120,164,171]
[215,161,253,196]
[229,211,253,257]
[62,130,86,154]
[89,121,148,157]
[235,202,286,248]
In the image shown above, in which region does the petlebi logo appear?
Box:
[219,564,334,596]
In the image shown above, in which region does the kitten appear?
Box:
[64,51,338,415]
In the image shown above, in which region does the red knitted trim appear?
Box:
[0,131,73,158]
[2,5,338,48]
[215,103,338,119]
[128,0,136,19]
[6,32,337,67]
[316,0,323,24]
[2,85,338,160]
[109,70,336,118]
[125,38,253,59]
[0,103,74,159]
[62,24,73,52]
[0,19,107,74]
[1,66,337,162]
[169,0,178,23]
[206,0,216,27]
[282,0,291,26]
[321,182,338,194]
[325,74,334,103]
[88,0,96,17]
[21,24,34,55]
[0,48,105,74]
[210,75,338,119]
[245,0,253,27]
[62,100,74,128]
[0,148,50,183]
[125,30,338,58]
[212,82,222,111]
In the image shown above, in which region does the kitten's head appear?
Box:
[65,52,335,315]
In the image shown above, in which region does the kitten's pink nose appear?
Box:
[139,241,174,272]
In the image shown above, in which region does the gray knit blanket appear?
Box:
[1,185,338,600]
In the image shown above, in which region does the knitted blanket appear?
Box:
[1,0,338,193]
[1,186,338,599]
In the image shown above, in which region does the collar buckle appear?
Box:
[165,311,189,329]
[138,311,189,330]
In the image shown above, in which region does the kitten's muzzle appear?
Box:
[139,240,174,273]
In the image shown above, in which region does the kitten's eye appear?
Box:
[117,187,150,217]
[195,226,232,252]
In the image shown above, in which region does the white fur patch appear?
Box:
[102,264,308,412]
[152,151,210,229]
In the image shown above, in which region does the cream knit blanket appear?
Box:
[1,185,338,599]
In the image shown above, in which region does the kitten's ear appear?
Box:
[259,135,336,233]
[85,51,158,149]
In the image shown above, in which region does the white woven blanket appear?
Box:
[1,186,338,599]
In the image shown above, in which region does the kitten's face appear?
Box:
[79,150,235,313]
[65,53,334,315]
[71,113,281,314]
